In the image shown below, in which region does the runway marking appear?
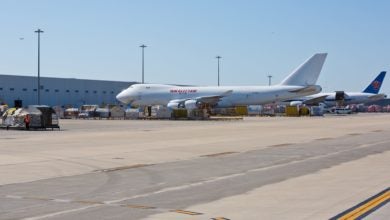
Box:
[330,187,390,220]
[211,218,231,220]
[171,209,203,215]
[22,204,102,220]
[95,140,390,206]
[5,195,215,218]
[201,152,237,157]
[9,140,389,220]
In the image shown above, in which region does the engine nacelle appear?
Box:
[184,100,200,109]
[167,102,182,109]
[290,101,303,106]
[167,99,201,110]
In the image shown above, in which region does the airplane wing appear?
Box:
[194,90,233,104]
[168,90,233,108]
[303,95,329,105]
[289,85,320,94]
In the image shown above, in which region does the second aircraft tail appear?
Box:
[362,71,386,94]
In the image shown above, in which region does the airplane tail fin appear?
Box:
[362,71,386,94]
[279,53,327,86]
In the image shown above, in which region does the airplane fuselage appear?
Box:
[305,92,386,106]
[117,84,321,108]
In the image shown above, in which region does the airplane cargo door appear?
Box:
[335,91,345,107]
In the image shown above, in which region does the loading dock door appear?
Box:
[14,100,22,108]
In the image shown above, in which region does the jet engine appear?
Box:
[184,100,201,109]
[167,100,201,110]
[167,102,182,109]
[290,101,303,106]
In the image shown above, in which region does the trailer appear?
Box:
[1,105,60,130]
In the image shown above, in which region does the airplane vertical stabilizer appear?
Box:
[280,53,327,86]
[362,71,386,94]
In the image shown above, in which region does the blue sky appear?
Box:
[1,0,389,94]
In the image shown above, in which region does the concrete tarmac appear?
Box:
[0,114,389,219]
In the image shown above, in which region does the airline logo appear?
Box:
[372,80,381,89]
[170,89,198,94]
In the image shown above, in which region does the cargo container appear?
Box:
[310,106,324,116]
[285,106,299,116]
[235,106,248,116]
[172,109,188,119]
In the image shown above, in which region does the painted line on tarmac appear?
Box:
[330,187,390,220]
[22,204,102,220]
[10,140,389,220]
[6,195,231,219]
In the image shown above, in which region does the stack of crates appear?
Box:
[172,109,188,119]
[299,106,310,116]
[285,106,300,116]
[188,109,209,120]
[235,106,248,116]
[285,105,312,116]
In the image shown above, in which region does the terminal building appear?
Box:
[0,74,135,107]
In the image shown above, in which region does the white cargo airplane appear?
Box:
[116,53,328,109]
[286,71,387,106]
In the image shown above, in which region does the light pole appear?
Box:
[140,44,147,84]
[35,28,44,105]
[216,56,222,86]
[267,75,272,86]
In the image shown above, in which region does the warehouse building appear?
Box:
[0,74,135,107]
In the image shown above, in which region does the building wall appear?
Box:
[0,75,135,107]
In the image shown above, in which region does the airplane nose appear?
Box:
[116,91,129,103]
